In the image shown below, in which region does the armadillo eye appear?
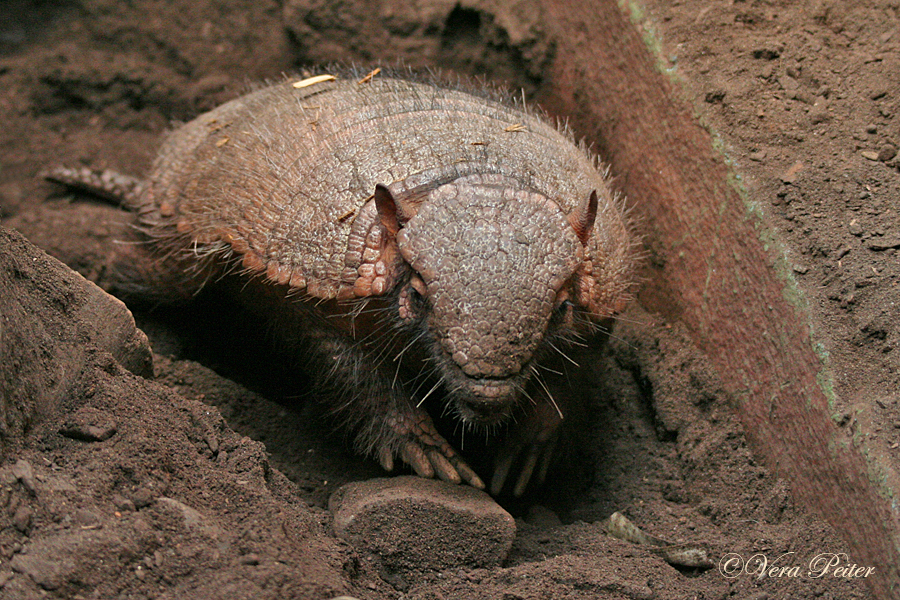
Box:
[552,298,575,326]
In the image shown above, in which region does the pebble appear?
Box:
[329,476,515,571]
[13,505,32,533]
[60,407,118,442]
[861,150,880,161]
[748,149,767,161]
[73,508,101,528]
[778,75,798,91]
[780,160,804,184]
[59,422,118,443]
[156,497,229,545]
[867,237,900,251]
[112,494,137,513]
[131,487,154,509]
[878,145,897,162]
[11,460,36,495]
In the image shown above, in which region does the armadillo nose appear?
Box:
[460,396,512,423]
[456,378,518,423]
[470,380,512,399]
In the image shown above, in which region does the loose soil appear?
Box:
[0,0,894,599]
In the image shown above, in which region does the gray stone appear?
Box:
[329,476,515,572]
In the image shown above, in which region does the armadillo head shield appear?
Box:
[393,174,586,424]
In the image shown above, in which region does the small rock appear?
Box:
[861,150,880,161]
[11,460,36,495]
[329,476,515,571]
[131,487,154,509]
[112,494,137,513]
[0,468,17,486]
[748,149,767,161]
[878,145,897,162]
[239,553,260,565]
[778,75,799,91]
[73,508,101,528]
[867,237,900,251]
[848,220,864,236]
[809,101,829,124]
[12,505,32,533]
[156,497,229,545]
[59,422,117,443]
[780,160,804,184]
[866,124,878,134]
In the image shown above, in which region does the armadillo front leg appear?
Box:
[379,403,484,488]
[275,305,484,490]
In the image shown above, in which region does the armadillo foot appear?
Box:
[381,405,485,490]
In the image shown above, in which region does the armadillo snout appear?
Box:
[454,379,518,424]
[441,343,527,423]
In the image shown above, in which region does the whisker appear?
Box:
[533,369,563,419]
[536,363,564,376]
[416,378,443,408]
[547,340,580,367]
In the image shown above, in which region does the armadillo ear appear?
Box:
[340,184,411,300]
[374,184,401,235]
[374,183,419,233]
[568,190,598,246]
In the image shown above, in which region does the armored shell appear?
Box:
[140,74,630,310]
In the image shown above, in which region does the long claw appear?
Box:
[378,446,394,472]
[427,449,461,484]
[512,445,540,497]
[453,460,485,490]
[401,441,434,479]
[490,445,517,496]
[535,441,554,488]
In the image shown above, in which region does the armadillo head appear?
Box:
[374,173,612,425]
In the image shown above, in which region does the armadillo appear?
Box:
[47,72,634,496]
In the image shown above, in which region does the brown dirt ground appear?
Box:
[0,0,894,599]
